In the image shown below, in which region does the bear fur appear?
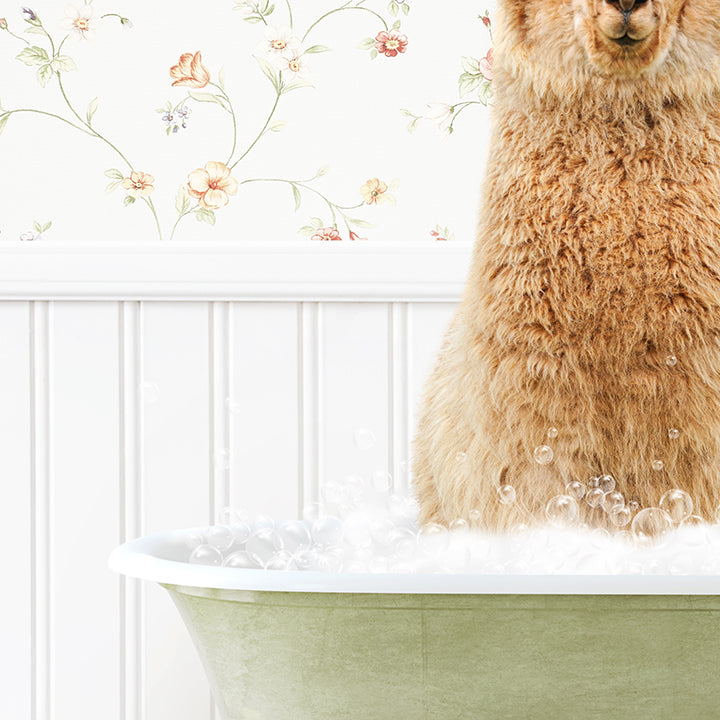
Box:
[412,0,720,530]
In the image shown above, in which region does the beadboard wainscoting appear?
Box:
[0,242,471,720]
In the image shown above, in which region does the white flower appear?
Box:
[280,50,310,79]
[233,0,258,16]
[425,103,453,132]
[19,231,41,242]
[60,4,97,41]
[258,26,302,66]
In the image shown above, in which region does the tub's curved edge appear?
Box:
[108,528,720,595]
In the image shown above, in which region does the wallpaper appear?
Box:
[0,1,496,242]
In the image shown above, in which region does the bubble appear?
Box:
[370,517,396,551]
[278,520,312,554]
[469,508,482,521]
[588,476,600,488]
[386,493,414,518]
[609,506,632,527]
[456,451,467,463]
[390,528,417,560]
[585,487,605,508]
[682,514,705,528]
[214,449,232,470]
[631,507,673,546]
[565,481,585,501]
[189,544,223,566]
[254,514,275,530]
[545,495,579,527]
[547,427,559,439]
[217,507,241,526]
[343,513,373,548]
[312,516,343,545]
[417,523,450,554]
[266,550,295,571]
[224,397,242,414]
[206,525,234,551]
[497,485,517,505]
[246,529,284,566]
[140,381,160,404]
[602,491,625,514]
[651,460,664,472]
[354,428,376,450]
[449,518,469,532]
[294,548,319,570]
[184,528,206,551]
[223,550,259,568]
[598,475,616,493]
[627,500,640,514]
[659,488,693,524]
[371,470,393,493]
[231,522,252,545]
[344,474,366,502]
[534,445,554,465]
[668,428,680,440]
[302,501,322,521]
[666,355,678,367]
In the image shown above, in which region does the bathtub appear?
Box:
[110,529,720,720]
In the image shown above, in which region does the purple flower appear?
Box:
[22,7,40,25]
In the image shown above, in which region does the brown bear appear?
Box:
[412,0,720,530]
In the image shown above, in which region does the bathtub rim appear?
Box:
[108,528,720,595]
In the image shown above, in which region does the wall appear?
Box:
[0,242,471,720]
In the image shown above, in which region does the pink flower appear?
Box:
[0,18,8,30]
[479,48,493,82]
[349,231,367,242]
[374,30,408,58]
[170,51,211,88]
[187,161,238,210]
[311,227,342,241]
[481,13,491,28]
[122,171,155,197]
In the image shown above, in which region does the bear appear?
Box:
[412,0,720,531]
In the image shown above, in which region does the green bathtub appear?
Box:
[111,530,720,720]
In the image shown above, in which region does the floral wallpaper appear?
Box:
[0,1,496,242]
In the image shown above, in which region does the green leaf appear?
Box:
[33,221,42,233]
[392,19,402,30]
[36,64,54,87]
[402,3,410,15]
[304,45,331,54]
[254,55,281,93]
[86,97,99,126]
[347,218,375,229]
[358,37,376,50]
[16,46,49,66]
[51,55,77,73]
[309,217,324,229]
[0,114,10,137]
[105,180,121,194]
[316,165,330,177]
[389,178,400,191]
[458,72,482,97]
[175,185,191,214]
[187,90,231,113]
[370,48,378,60]
[244,16,263,23]
[298,225,316,237]
[194,207,216,225]
[461,56,480,74]
[389,1,399,16]
[105,168,124,180]
[478,81,494,106]
[291,184,301,211]
[41,221,52,233]
[268,120,287,132]
[123,195,136,207]
[407,118,417,134]
[24,26,46,35]
[281,79,314,94]
[218,66,227,91]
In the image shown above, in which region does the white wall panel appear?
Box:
[229,302,300,521]
[140,302,212,720]
[0,303,31,720]
[51,302,121,720]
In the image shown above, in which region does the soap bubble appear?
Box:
[456,451,467,463]
[668,428,680,440]
[140,381,160,404]
[343,474,366,502]
[389,528,417,560]
[370,517,397,551]
[254,515,276,530]
[322,481,347,507]
[469,508,482,521]
[246,529,284,566]
[602,491,624,514]
[627,500,640,514]
[278,520,312,554]
[216,507,240,526]
[588,476,600,488]
[417,523,450,554]
[631,507,673,546]
[449,518,470,532]
[206,525,234,551]
[343,513,373,548]
[354,428,376,449]
[214,449,232,470]
[682,514,705,528]
[312,516,343,545]
[223,550,259,568]
[598,475,616,493]
[184,528,206,551]
[497,485,517,505]
[371,470,393,493]
[666,355,678,367]
[547,427,559,439]
[189,544,223,566]
[659,489,693,524]
[386,493,415,518]
[585,487,605,508]
[545,495,579,527]
[302,501,322,521]
[534,445,554,465]
[231,522,252,545]
[566,481,585,501]
[609,506,632,527]
[266,550,295,571]
[651,460,664,472]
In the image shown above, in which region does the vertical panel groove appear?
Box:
[210,302,231,526]
[119,301,143,720]
[390,303,410,493]
[299,302,322,517]
[30,300,52,720]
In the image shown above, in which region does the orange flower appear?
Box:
[187,161,238,210]
[360,177,388,205]
[122,171,154,197]
[170,51,210,88]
